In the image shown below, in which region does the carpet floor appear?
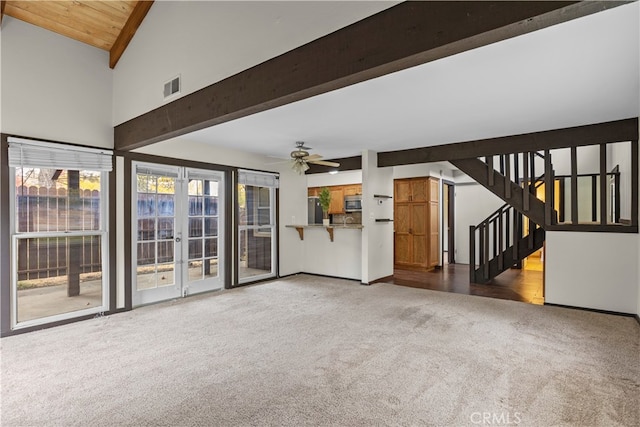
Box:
[1,274,639,426]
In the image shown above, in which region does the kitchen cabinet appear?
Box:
[308,184,361,215]
[343,184,362,196]
[395,179,427,202]
[328,188,344,214]
[394,177,439,270]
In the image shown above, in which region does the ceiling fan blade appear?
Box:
[304,154,323,161]
[309,160,340,167]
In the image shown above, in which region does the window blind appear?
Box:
[238,169,279,188]
[8,137,113,172]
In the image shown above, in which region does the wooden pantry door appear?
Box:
[394,177,439,270]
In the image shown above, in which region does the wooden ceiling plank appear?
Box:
[94,0,136,19]
[59,2,126,38]
[4,3,112,50]
[82,1,135,22]
[109,1,154,69]
[115,1,625,151]
[8,1,121,42]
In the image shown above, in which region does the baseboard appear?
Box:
[368,275,394,285]
[1,312,98,338]
[276,273,299,280]
[297,272,362,283]
[544,302,637,319]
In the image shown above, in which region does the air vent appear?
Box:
[163,75,181,99]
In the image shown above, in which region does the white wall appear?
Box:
[545,231,638,314]
[112,1,396,125]
[307,170,362,188]
[115,156,126,309]
[361,151,394,283]
[0,17,113,148]
[134,137,306,277]
[454,181,505,264]
[392,162,453,180]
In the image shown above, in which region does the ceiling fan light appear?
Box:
[292,161,308,175]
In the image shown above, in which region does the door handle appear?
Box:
[175,237,181,243]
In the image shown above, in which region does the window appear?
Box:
[253,187,272,237]
[8,138,111,328]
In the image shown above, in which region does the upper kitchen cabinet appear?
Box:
[328,187,345,214]
[343,184,362,196]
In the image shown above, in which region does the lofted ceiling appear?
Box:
[0,0,153,68]
[173,2,639,164]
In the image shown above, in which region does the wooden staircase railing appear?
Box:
[454,151,555,283]
[451,151,557,227]
[469,203,545,283]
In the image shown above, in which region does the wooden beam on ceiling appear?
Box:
[377,118,640,168]
[1,1,7,25]
[306,156,363,175]
[110,0,154,69]
[114,1,628,152]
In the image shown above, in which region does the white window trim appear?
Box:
[9,168,109,330]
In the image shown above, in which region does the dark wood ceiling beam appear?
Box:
[110,0,154,69]
[114,1,629,152]
[377,118,639,168]
[306,156,363,175]
[1,1,7,25]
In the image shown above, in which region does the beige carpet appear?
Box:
[1,275,639,426]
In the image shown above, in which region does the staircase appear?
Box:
[451,151,556,283]
[468,203,545,283]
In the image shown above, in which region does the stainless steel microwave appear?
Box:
[344,195,362,212]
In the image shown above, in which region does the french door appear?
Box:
[132,163,224,306]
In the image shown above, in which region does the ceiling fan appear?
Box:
[290,141,340,174]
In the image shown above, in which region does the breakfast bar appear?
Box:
[286,224,363,280]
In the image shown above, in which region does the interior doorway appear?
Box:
[442,181,455,265]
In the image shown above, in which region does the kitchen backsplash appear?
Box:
[332,212,362,225]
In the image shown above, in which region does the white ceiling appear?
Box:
[176,2,639,162]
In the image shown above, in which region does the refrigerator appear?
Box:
[308,197,323,224]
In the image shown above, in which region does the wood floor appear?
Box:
[390,263,544,305]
